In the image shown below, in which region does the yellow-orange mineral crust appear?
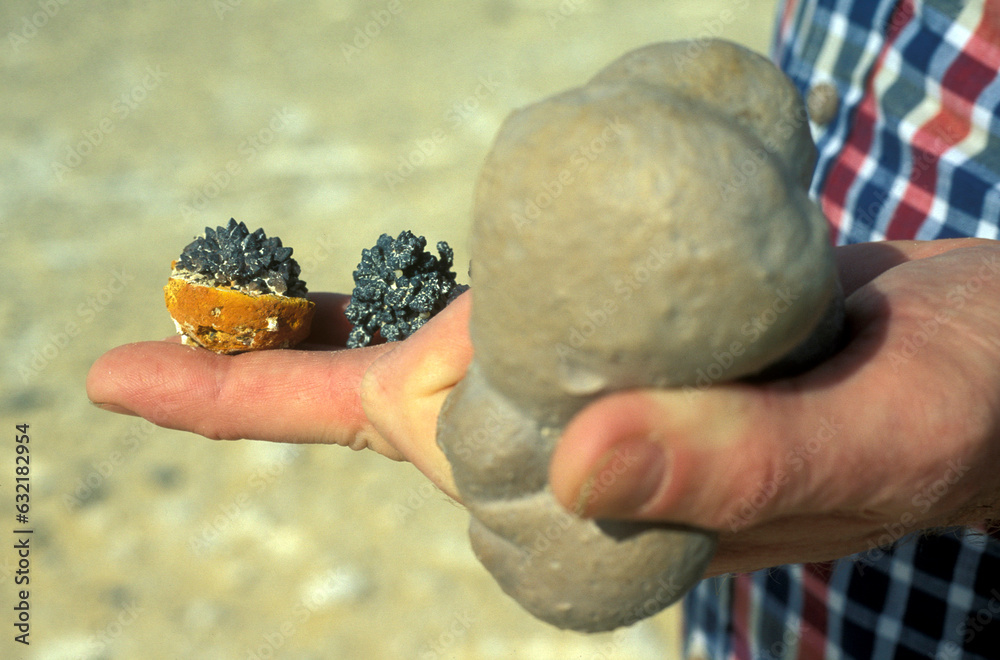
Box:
[164,277,315,354]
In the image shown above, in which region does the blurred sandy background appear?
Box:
[1,1,777,658]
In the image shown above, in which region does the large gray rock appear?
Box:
[437,39,843,632]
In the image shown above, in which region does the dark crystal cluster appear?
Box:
[346,231,469,348]
[175,218,307,297]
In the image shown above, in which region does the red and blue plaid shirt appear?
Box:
[683,1,1000,658]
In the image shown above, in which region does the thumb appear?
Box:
[549,385,845,530]
[360,292,473,501]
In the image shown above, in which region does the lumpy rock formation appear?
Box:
[436,40,844,632]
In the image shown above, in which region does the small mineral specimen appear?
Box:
[165,219,315,354]
[175,218,307,297]
[345,231,468,348]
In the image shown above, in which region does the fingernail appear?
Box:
[91,401,138,417]
[574,437,667,518]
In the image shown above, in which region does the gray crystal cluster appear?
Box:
[345,231,468,348]
[175,218,307,297]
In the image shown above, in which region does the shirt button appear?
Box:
[807,82,839,126]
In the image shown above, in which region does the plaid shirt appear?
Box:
[683,1,1000,658]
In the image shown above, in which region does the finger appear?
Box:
[551,240,997,527]
[303,292,356,346]
[706,512,879,575]
[86,340,404,459]
[836,237,995,296]
[548,313,941,528]
[550,384,791,526]
[549,380,881,529]
[302,291,391,348]
[361,293,473,500]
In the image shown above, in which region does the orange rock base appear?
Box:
[164,277,315,354]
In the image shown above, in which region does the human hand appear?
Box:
[89,239,1000,580]
[549,238,1000,576]
[86,291,472,500]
